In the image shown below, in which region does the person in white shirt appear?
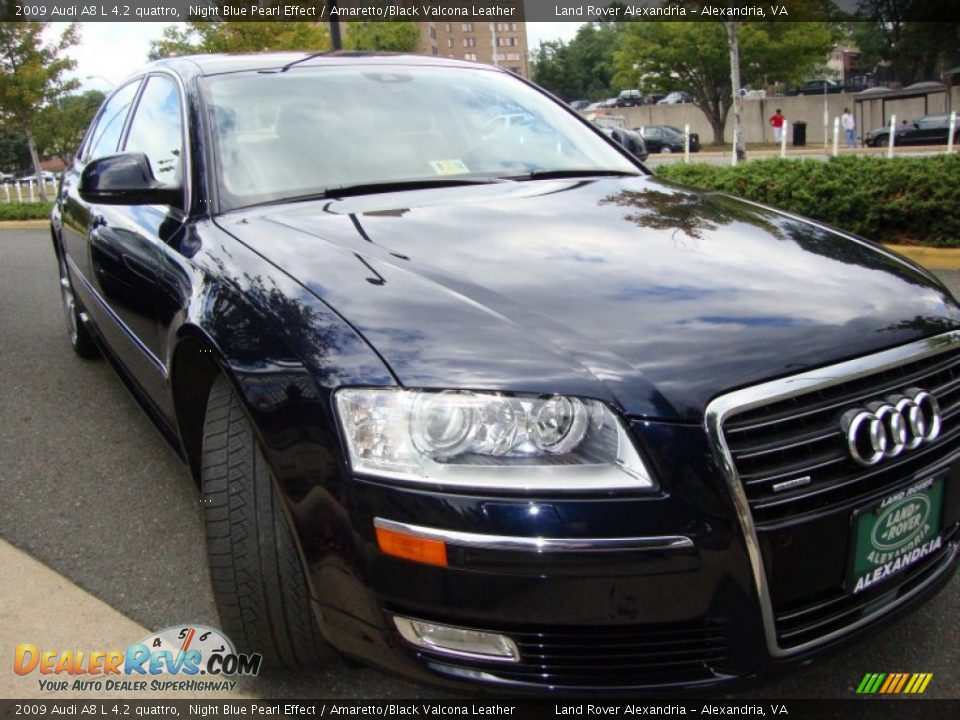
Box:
[841,108,856,149]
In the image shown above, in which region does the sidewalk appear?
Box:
[0,539,254,700]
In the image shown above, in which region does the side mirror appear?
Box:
[80,153,181,206]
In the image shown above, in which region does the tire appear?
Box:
[873,135,888,148]
[201,374,326,669]
[662,146,674,154]
[57,251,99,359]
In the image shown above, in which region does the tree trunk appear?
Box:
[726,22,746,162]
[24,125,48,203]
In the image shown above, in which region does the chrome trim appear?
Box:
[374,517,694,553]
[705,330,960,658]
[392,616,520,663]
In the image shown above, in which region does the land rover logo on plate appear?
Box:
[850,476,945,594]
[841,388,941,467]
[871,494,932,552]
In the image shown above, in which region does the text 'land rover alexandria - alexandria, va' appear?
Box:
[51,52,959,693]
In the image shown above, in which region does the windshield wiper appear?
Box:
[501,169,641,181]
[249,177,512,208]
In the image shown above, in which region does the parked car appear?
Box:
[584,101,605,112]
[601,126,649,161]
[657,91,694,104]
[615,89,643,108]
[0,171,15,184]
[52,52,960,694]
[600,97,618,108]
[786,79,843,96]
[635,125,701,153]
[569,99,591,111]
[865,114,960,147]
[18,171,56,183]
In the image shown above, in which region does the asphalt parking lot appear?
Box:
[1,227,958,699]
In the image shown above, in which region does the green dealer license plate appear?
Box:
[849,475,945,594]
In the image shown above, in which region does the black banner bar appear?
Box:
[3,700,960,720]
[1,0,959,23]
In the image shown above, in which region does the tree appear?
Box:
[344,22,419,52]
[0,128,30,174]
[849,2,960,86]
[613,22,837,144]
[34,90,105,166]
[148,22,329,60]
[532,22,626,101]
[0,23,80,200]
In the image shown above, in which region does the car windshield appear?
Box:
[202,64,639,210]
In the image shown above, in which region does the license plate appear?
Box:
[848,476,945,594]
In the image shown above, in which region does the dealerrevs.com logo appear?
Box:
[13,625,261,693]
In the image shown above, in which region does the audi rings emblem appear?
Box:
[841,388,942,467]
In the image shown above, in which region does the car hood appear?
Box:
[217,176,960,421]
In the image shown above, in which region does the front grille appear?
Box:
[426,621,727,687]
[723,345,960,526]
[717,334,960,651]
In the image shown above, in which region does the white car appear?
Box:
[17,171,57,183]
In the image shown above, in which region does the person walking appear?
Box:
[842,108,856,149]
[769,108,785,144]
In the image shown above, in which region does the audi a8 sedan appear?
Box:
[51,52,960,693]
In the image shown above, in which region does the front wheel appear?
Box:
[57,252,98,358]
[201,375,327,669]
[662,146,674,154]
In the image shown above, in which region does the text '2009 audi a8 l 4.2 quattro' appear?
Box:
[51,52,960,694]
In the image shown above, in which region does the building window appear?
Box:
[445,23,451,32]
[429,27,436,39]
[465,53,477,62]
[431,47,438,56]
[461,23,474,32]
[446,38,453,48]
[463,37,476,48]
[505,52,521,61]
[509,67,521,74]
[496,23,519,32]
[497,37,519,47]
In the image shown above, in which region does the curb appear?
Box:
[0,220,48,229]
[885,245,960,271]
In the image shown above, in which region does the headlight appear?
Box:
[334,388,655,491]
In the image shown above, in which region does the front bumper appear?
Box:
[305,418,959,693]
[296,333,960,693]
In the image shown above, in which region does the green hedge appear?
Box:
[0,202,53,221]
[655,154,960,247]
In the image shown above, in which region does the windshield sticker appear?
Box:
[429,160,471,176]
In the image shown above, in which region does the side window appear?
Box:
[85,81,141,161]
[123,75,184,189]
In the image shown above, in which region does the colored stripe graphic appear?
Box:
[856,673,933,694]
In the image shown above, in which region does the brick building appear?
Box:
[418,22,529,77]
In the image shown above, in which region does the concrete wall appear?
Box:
[600,86,960,145]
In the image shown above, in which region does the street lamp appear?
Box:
[85,74,116,88]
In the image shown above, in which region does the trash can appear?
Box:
[793,121,807,147]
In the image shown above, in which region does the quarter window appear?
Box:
[85,81,141,161]
[123,75,184,189]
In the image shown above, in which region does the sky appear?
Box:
[49,22,583,92]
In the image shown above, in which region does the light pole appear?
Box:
[85,74,116,89]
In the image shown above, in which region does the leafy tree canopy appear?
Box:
[344,22,419,52]
[0,22,80,199]
[532,22,627,102]
[34,90,105,165]
[148,21,329,60]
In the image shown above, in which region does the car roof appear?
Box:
[139,51,498,81]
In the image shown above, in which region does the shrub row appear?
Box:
[0,202,53,221]
[655,154,960,247]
